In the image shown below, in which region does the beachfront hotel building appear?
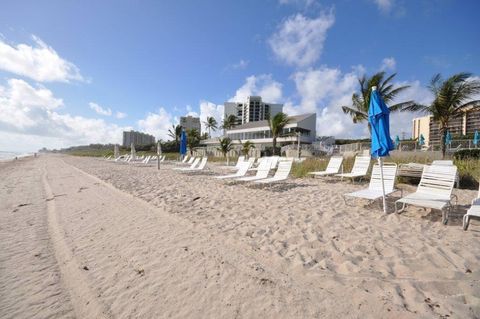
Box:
[122,130,155,147]
[203,113,317,156]
[180,115,201,132]
[412,105,480,146]
[224,96,283,126]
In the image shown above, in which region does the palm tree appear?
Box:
[186,128,200,155]
[239,140,255,158]
[204,116,218,138]
[268,112,290,156]
[217,137,233,165]
[200,132,209,140]
[167,124,182,146]
[220,115,237,135]
[341,72,416,132]
[402,72,480,158]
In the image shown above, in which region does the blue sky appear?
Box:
[0,0,479,152]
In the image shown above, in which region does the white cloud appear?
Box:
[285,66,436,139]
[89,102,112,116]
[232,59,249,70]
[279,0,316,7]
[229,74,283,103]
[0,78,128,152]
[372,0,394,13]
[380,57,396,71]
[137,108,175,141]
[199,101,224,137]
[115,111,127,119]
[269,11,334,67]
[0,35,85,83]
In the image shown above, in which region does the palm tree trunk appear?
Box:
[272,137,277,156]
[440,126,446,159]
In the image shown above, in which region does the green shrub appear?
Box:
[454,149,480,160]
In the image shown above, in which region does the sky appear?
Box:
[0,0,479,152]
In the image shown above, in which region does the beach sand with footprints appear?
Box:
[1,154,480,318]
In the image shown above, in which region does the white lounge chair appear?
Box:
[179,157,208,172]
[336,155,371,182]
[173,157,200,170]
[215,161,250,179]
[432,160,459,187]
[432,160,454,166]
[221,156,245,170]
[343,163,400,208]
[463,184,480,231]
[235,158,272,182]
[255,160,293,184]
[269,156,280,169]
[308,156,343,177]
[395,164,458,224]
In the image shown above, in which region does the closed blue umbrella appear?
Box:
[445,131,452,147]
[395,135,401,149]
[179,130,187,159]
[369,86,394,213]
[419,134,425,146]
[474,130,479,147]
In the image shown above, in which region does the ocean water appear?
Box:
[0,151,33,161]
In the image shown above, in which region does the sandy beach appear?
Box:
[1,155,479,318]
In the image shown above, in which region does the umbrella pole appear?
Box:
[378,157,387,214]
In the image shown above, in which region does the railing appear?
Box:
[338,139,479,154]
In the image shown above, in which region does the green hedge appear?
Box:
[454,149,480,160]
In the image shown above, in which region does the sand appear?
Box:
[1,155,479,318]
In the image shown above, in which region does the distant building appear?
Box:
[224,96,283,126]
[205,113,316,148]
[412,105,480,146]
[180,116,201,133]
[122,130,155,147]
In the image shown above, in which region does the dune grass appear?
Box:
[291,153,479,189]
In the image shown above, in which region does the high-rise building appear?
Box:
[224,96,283,126]
[122,130,155,147]
[180,116,201,133]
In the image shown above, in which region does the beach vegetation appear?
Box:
[341,71,416,132]
[204,116,218,138]
[217,137,233,165]
[268,112,290,156]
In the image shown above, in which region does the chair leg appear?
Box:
[395,201,406,214]
[463,215,469,231]
[442,206,450,225]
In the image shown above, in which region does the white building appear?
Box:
[203,113,316,156]
[180,115,201,133]
[224,96,283,126]
[122,130,155,147]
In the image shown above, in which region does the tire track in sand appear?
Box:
[42,163,112,319]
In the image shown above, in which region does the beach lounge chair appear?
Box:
[269,156,280,169]
[335,155,371,182]
[254,160,293,184]
[463,184,480,231]
[395,164,458,224]
[247,157,256,168]
[432,160,454,166]
[221,156,245,170]
[308,156,343,177]
[173,157,200,170]
[431,160,459,187]
[178,157,208,172]
[235,158,272,182]
[248,157,267,171]
[215,161,250,179]
[343,163,400,207]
